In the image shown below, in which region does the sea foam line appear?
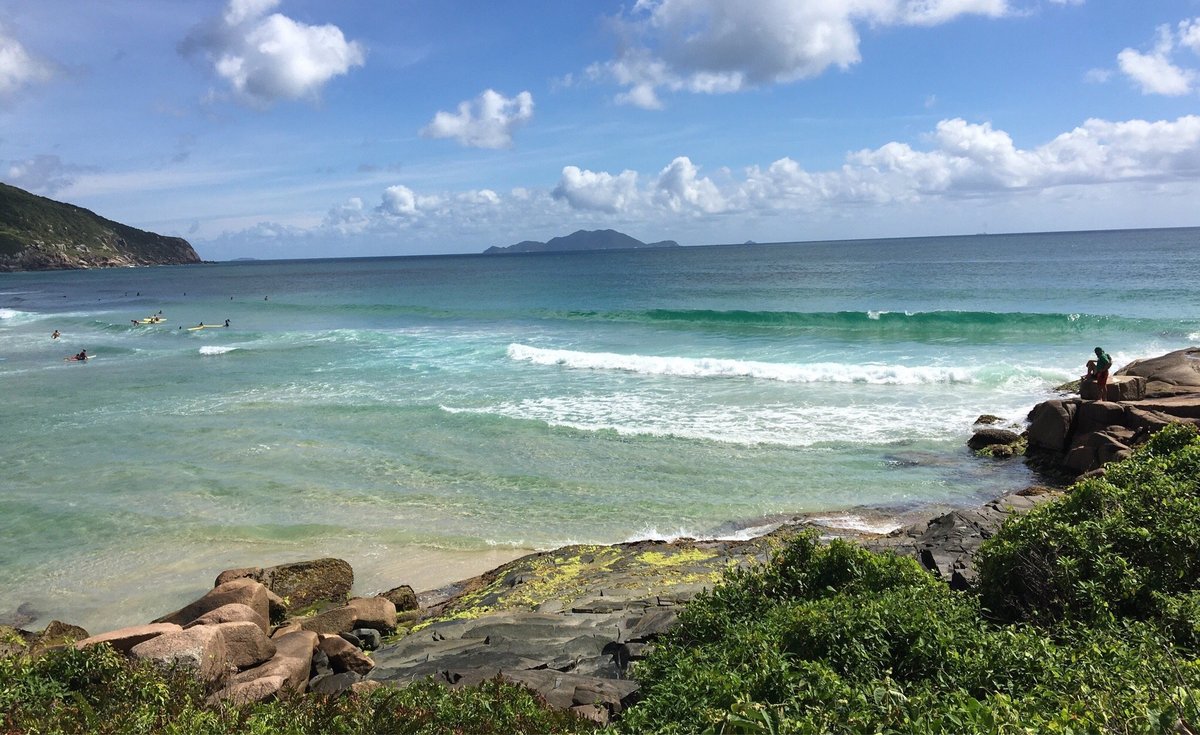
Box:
[199,345,238,355]
[507,343,975,385]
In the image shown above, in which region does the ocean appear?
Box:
[2,228,1198,633]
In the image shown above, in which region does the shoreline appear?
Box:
[0,491,1029,638]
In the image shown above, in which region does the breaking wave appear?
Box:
[507,343,975,385]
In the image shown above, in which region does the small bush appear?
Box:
[976,422,1200,639]
[0,644,597,734]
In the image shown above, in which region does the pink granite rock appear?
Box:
[184,602,269,635]
[347,596,397,632]
[208,674,289,706]
[298,606,356,635]
[74,623,182,655]
[155,578,270,630]
[129,625,230,683]
[234,630,317,694]
[213,621,276,670]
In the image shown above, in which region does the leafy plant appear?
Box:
[976,422,1200,640]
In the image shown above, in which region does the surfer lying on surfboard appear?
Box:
[65,349,89,362]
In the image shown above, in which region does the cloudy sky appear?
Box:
[2,0,1199,259]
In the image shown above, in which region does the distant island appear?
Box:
[0,182,200,272]
[483,229,680,254]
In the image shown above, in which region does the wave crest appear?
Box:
[507,343,974,385]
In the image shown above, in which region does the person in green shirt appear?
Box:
[1086,347,1113,400]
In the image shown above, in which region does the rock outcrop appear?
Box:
[0,182,201,271]
[1022,348,1200,477]
[215,558,354,613]
[1116,347,1200,398]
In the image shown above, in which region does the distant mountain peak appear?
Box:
[484,229,680,254]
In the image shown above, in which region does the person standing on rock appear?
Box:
[1091,347,1113,400]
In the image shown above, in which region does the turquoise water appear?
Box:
[2,228,1199,631]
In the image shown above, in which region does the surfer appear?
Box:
[51,330,60,339]
[224,319,230,327]
[71,349,87,361]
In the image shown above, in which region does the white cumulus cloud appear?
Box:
[0,24,54,104]
[181,0,364,107]
[594,0,1012,108]
[740,115,1200,208]
[654,157,725,213]
[1116,19,1199,96]
[379,185,419,217]
[552,166,641,213]
[420,89,534,149]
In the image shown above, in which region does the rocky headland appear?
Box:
[4,347,1198,724]
[0,182,200,271]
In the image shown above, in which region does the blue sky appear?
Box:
[2,0,1199,259]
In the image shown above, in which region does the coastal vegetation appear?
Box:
[624,422,1200,733]
[0,182,200,271]
[3,423,1199,733]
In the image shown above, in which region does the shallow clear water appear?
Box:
[2,228,1198,631]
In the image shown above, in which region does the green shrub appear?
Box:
[0,644,597,734]
[621,531,1200,734]
[976,422,1200,638]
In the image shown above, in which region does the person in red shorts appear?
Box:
[1087,346,1113,400]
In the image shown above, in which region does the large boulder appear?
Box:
[1026,400,1076,452]
[129,625,230,683]
[1081,375,1146,401]
[298,606,357,635]
[208,674,289,707]
[234,630,317,694]
[0,625,36,657]
[216,558,354,612]
[213,621,276,670]
[346,596,397,633]
[154,578,270,630]
[75,623,182,655]
[1116,347,1200,398]
[379,585,419,611]
[967,428,1021,451]
[3,620,91,657]
[184,603,269,635]
[318,634,375,676]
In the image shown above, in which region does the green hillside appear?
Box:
[0,182,200,271]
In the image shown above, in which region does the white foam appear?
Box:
[809,514,902,534]
[622,524,779,543]
[441,392,987,448]
[507,343,975,385]
[0,308,37,324]
[198,345,237,355]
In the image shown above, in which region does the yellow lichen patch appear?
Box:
[636,547,716,567]
[411,604,495,632]
[502,546,620,610]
